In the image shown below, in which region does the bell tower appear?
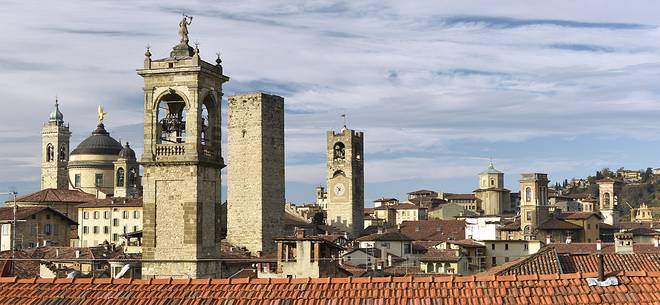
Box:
[519,173,550,240]
[41,98,71,190]
[597,178,622,226]
[137,17,229,278]
[325,125,364,237]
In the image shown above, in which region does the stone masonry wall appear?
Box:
[227,93,284,255]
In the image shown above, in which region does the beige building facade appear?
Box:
[597,178,622,226]
[0,207,77,251]
[519,173,550,240]
[227,93,285,255]
[76,198,143,248]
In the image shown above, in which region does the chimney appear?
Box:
[387,254,392,267]
[75,250,80,259]
[545,235,551,245]
[597,253,605,282]
[614,232,634,254]
[596,240,602,251]
[565,235,572,244]
[654,235,659,248]
[55,249,59,258]
[377,227,383,234]
[295,229,305,239]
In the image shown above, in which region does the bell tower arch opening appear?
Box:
[156,92,187,144]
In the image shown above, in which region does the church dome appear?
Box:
[70,123,122,156]
[480,161,503,175]
[118,142,136,160]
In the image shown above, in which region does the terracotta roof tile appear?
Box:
[14,188,95,203]
[0,273,657,304]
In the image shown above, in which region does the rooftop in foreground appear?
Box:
[0,272,657,304]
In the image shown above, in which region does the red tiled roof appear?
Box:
[14,189,94,204]
[538,218,582,230]
[560,212,602,220]
[356,231,412,242]
[445,193,476,200]
[374,203,423,210]
[0,206,76,224]
[76,197,143,208]
[420,248,461,262]
[490,247,562,275]
[550,243,660,254]
[0,273,657,304]
[399,220,466,241]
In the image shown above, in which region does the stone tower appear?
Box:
[474,162,511,215]
[137,18,228,278]
[519,173,550,240]
[227,93,284,254]
[597,178,622,226]
[113,142,141,198]
[326,126,364,237]
[41,99,71,190]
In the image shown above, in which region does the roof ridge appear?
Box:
[0,271,655,285]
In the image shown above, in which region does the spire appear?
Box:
[49,97,64,123]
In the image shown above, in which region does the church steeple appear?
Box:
[42,97,71,190]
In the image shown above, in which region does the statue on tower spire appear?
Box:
[178,15,193,45]
[97,105,106,125]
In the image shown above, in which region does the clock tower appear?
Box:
[326,126,364,237]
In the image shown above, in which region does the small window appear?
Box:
[44,224,52,235]
[492,257,497,266]
[93,226,99,234]
[587,223,591,229]
[93,211,99,219]
[113,233,119,242]
[403,243,412,254]
[491,244,495,250]
[83,211,89,219]
[133,211,140,219]
[123,226,127,234]
[103,226,109,234]
[524,243,528,250]
[504,257,510,263]
[113,219,119,226]
[104,211,111,219]
[74,174,81,188]
[133,225,138,232]
[122,211,129,219]
[83,226,89,234]
[30,224,37,234]
[95,174,103,187]
[505,244,509,250]
[526,211,532,221]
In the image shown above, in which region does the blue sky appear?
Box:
[1,1,660,205]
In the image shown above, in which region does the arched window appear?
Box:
[46,144,54,162]
[603,192,611,208]
[116,168,125,187]
[525,187,532,202]
[59,144,67,161]
[128,168,137,187]
[490,179,495,186]
[157,92,187,143]
[200,102,209,146]
[523,225,531,240]
[333,142,345,160]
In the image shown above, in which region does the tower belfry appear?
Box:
[137,17,228,278]
[41,98,71,190]
[325,123,364,237]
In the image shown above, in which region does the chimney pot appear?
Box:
[596,240,602,251]
[654,236,659,248]
[545,235,551,245]
[565,235,572,244]
[75,250,80,259]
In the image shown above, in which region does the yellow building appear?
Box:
[76,198,143,248]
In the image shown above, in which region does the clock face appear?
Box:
[333,183,346,196]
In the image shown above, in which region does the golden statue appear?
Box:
[98,105,106,124]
